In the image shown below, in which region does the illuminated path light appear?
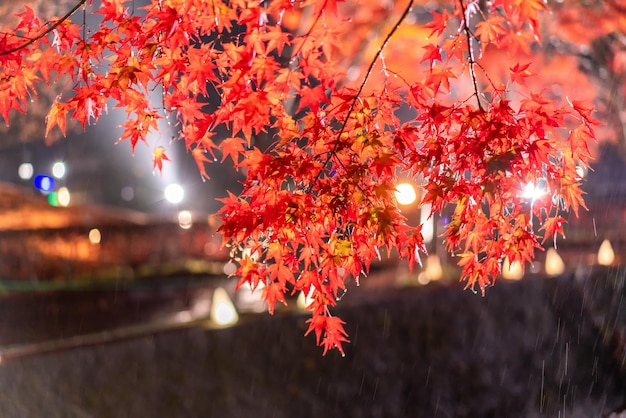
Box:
[211,287,239,327]
[297,288,315,311]
[502,257,524,280]
[545,248,565,276]
[598,239,615,266]
[164,183,184,204]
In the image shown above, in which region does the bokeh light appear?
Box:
[211,287,239,326]
[545,248,565,276]
[502,257,524,280]
[121,186,135,201]
[522,181,545,201]
[598,239,615,266]
[47,191,58,206]
[52,161,66,179]
[89,228,102,245]
[164,183,184,204]
[18,163,34,180]
[34,175,55,193]
[178,210,193,229]
[57,187,71,207]
[395,182,417,205]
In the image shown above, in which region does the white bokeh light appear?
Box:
[52,161,66,179]
[164,183,184,204]
[178,210,193,229]
[211,287,239,326]
[57,187,71,207]
[18,163,34,180]
[89,228,102,245]
[395,182,417,205]
[522,181,545,201]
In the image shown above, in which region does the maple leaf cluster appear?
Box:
[0,0,599,354]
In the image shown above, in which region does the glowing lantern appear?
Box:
[297,287,315,310]
[598,239,615,266]
[211,287,239,326]
[502,257,524,280]
[545,248,565,276]
[424,254,443,281]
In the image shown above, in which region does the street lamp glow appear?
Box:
[164,183,184,204]
[52,161,66,179]
[522,182,544,200]
[395,182,417,205]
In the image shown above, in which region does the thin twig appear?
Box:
[0,0,88,56]
[314,0,415,183]
[458,0,484,112]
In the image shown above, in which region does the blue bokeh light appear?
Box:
[34,175,55,193]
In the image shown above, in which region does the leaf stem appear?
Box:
[0,0,88,56]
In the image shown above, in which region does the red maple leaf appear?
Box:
[192,147,212,180]
[220,137,245,165]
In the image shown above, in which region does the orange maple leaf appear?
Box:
[192,147,212,180]
[152,146,171,174]
[45,101,69,137]
[220,137,245,164]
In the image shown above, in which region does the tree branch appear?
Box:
[315,0,415,183]
[0,0,87,56]
[458,0,484,112]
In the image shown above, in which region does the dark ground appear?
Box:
[0,268,625,417]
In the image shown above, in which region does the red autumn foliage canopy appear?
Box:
[0,0,615,354]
